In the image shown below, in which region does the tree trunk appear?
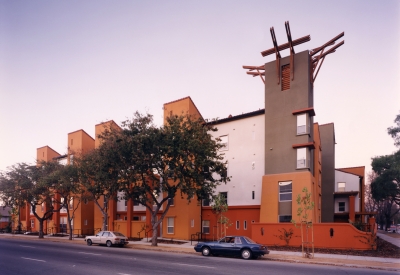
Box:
[67,210,72,240]
[39,219,44,238]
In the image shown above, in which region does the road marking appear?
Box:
[21,257,46,262]
[20,245,35,248]
[118,273,131,275]
[176,263,215,269]
[78,252,102,256]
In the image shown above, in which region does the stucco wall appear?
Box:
[251,222,374,250]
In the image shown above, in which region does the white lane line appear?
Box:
[20,245,35,248]
[78,252,102,256]
[118,273,132,275]
[21,257,46,262]
[176,263,215,269]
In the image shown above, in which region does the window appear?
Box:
[84,219,88,226]
[30,219,35,229]
[236,221,240,230]
[297,114,308,135]
[244,220,247,230]
[279,215,292,223]
[219,192,228,205]
[338,202,345,212]
[202,199,210,207]
[219,135,229,151]
[221,164,228,178]
[279,181,292,202]
[252,191,255,200]
[141,216,146,221]
[69,154,74,165]
[281,64,290,91]
[338,182,345,192]
[69,197,74,210]
[124,216,127,221]
[202,220,210,234]
[167,217,174,234]
[168,198,174,206]
[297,148,308,169]
[133,216,140,221]
[191,219,194,228]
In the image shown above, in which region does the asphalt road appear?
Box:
[0,238,395,275]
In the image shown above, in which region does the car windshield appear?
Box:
[113,232,126,237]
[243,237,257,244]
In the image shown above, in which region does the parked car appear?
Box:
[85,231,129,247]
[194,236,269,260]
[388,225,398,233]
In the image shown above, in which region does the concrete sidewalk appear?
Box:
[1,233,399,272]
[378,232,400,248]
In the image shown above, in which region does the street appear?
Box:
[0,238,395,275]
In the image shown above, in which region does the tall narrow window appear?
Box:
[202,220,210,234]
[252,191,255,200]
[220,192,228,205]
[167,218,174,234]
[219,135,229,151]
[296,148,307,169]
[279,181,292,202]
[244,220,247,230]
[297,114,307,135]
[69,197,74,210]
[281,64,290,91]
[236,221,240,230]
[191,219,194,227]
[338,202,345,212]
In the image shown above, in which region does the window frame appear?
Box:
[337,182,346,192]
[202,220,210,234]
[167,217,174,234]
[279,181,292,202]
[219,135,229,151]
[338,201,346,212]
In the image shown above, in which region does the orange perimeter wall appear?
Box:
[251,223,374,250]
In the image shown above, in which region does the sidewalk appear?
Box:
[1,233,399,272]
[378,232,400,248]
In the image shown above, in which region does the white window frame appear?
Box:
[338,201,346,212]
[219,135,229,151]
[279,181,292,202]
[296,148,308,169]
[338,182,345,192]
[297,114,308,135]
[167,217,174,234]
[202,220,210,234]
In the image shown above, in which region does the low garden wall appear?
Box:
[251,223,375,250]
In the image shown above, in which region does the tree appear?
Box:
[42,164,83,240]
[75,146,121,232]
[387,113,400,147]
[371,113,400,229]
[211,193,230,239]
[89,112,229,246]
[291,187,314,258]
[0,162,64,238]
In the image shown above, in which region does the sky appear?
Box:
[1,1,399,181]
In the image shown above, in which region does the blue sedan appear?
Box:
[194,236,269,260]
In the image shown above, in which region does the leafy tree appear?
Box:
[371,113,400,229]
[75,146,121,232]
[90,112,229,246]
[211,193,230,239]
[387,113,400,147]
[42,164,83,240]
[0,162,63,238]
[291,187,314,258]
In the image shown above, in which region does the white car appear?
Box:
[85,231,129,247]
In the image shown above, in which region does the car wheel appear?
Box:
[201,246,211,256]
[106,240,112,247]
[87,239,92,246]
[241,249,252,260]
